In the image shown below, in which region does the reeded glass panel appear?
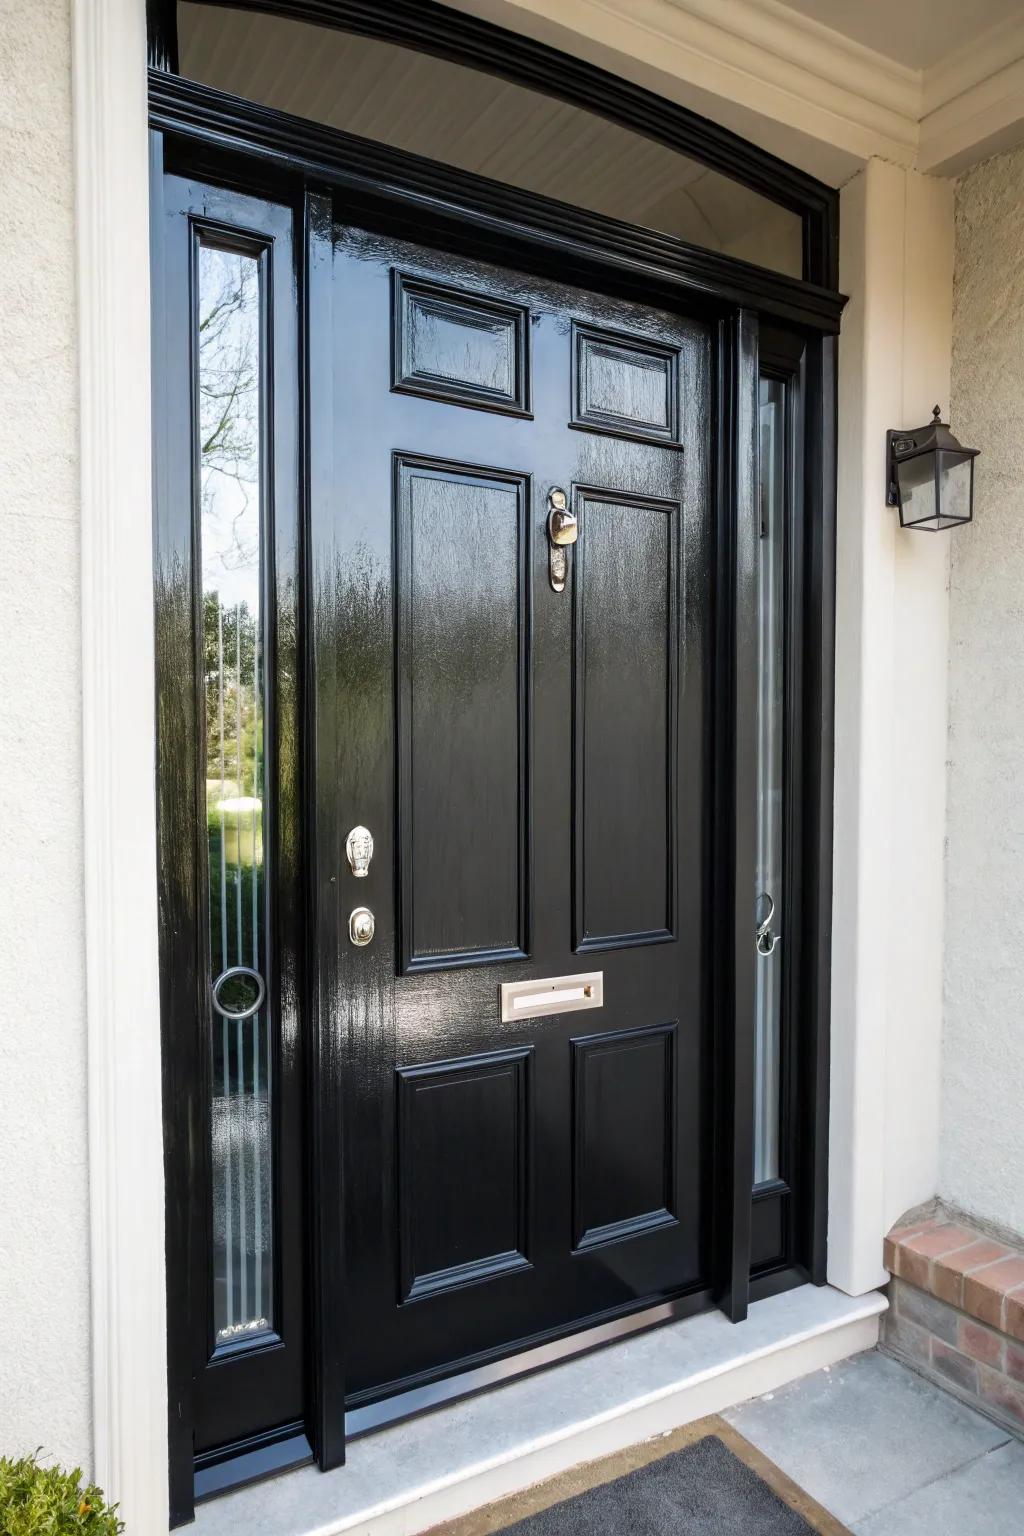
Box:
[199,241,273,1344]
[755,376,786,1185]
[176,2,804,278]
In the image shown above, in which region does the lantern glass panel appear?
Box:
[936,449,974,528]
[896,450,937,528]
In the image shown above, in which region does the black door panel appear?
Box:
[328,225,713,1403]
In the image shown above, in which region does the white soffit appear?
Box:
[919,17,1024,175]
[448,0,1024,183]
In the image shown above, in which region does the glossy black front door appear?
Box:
[323,225,714,1407]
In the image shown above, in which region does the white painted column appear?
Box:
[72,0,169,1528]
[829,159,953,1295]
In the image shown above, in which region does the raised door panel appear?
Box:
[397,1047,532,1303]
[392,272,530,416]
[395,455,529,971]
[572,322,680,447]
[571,1022,678,1252]
[573,487,678,950]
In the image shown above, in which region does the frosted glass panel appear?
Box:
[199,242,273,1344]
[755,376,786,1185]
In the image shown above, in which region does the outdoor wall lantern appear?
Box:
[887,406,979,531]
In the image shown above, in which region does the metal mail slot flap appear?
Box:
[500,970,603,1023]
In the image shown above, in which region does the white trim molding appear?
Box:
[72,0,170,1530]
[920,50,1024,176]
[453,0,917,182]
[456,0,1024,183]
[829,158,952,1296]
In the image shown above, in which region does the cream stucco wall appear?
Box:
[942,144,1024,1239]
[0,0,93,1471]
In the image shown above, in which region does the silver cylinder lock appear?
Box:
[349,906,375,947]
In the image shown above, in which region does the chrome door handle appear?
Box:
[547,487,577,592]
[756,893,780,956]
[211,965,266,1020]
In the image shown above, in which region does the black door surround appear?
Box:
[150,2,840,1521]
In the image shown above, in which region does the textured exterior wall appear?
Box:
[942,145,1024,1238]
[0,1,92,1469]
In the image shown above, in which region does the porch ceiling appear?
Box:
[439,0,1024,182]
[177,2,804,265]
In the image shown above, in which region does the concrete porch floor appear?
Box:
[193,1285,883,1536]
[724,1349,1024,1534]
[433,1348,1024,1533]
[187,1289,1024,1535]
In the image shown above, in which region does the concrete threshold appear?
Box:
[194,1284,886,1536]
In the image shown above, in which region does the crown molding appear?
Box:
[920,53,1024,175]
[918,13,1024,174]
[451,0,919,177]
[454,0,1024,182]
[923,13,1024,116]
[660,0,920,116]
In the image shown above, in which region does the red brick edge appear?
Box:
[885,1216,1024,1342]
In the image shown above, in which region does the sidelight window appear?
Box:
[754,375,786,1185]
[198,241,273,1345]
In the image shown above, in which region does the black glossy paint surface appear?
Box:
[153,18,840,1503]
[574,487,677,949]
[572,1023,678,1253]
[396,457,529,969]
[320,223,713,1403]
[155,173,306,1501]
[150,72,844,335]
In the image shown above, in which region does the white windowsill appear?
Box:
[194,1284,886,1536]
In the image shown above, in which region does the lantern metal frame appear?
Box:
[886,405,979,531]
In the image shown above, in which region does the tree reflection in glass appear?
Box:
[199,243,273,1344]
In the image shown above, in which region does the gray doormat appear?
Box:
[501,1434,821,1533]
[432,1418,850,1536]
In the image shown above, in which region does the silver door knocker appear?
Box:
[547,487,578,592]
[346,824,374,878]
[756,892,780,957]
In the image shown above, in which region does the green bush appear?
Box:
[0,1454,122,1535]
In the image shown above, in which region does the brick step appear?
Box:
[883,1213,1024,1436]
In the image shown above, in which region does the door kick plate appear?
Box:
[500,971,603,1023]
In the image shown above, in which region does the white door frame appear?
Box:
[73,2,169,1531]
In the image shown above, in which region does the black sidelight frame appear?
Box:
[747,323,831,1295]
[149,0,841,1521]
[152,163,311,1519]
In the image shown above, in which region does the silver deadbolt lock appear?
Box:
[547,487,578,592]
[349,906,375,947]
